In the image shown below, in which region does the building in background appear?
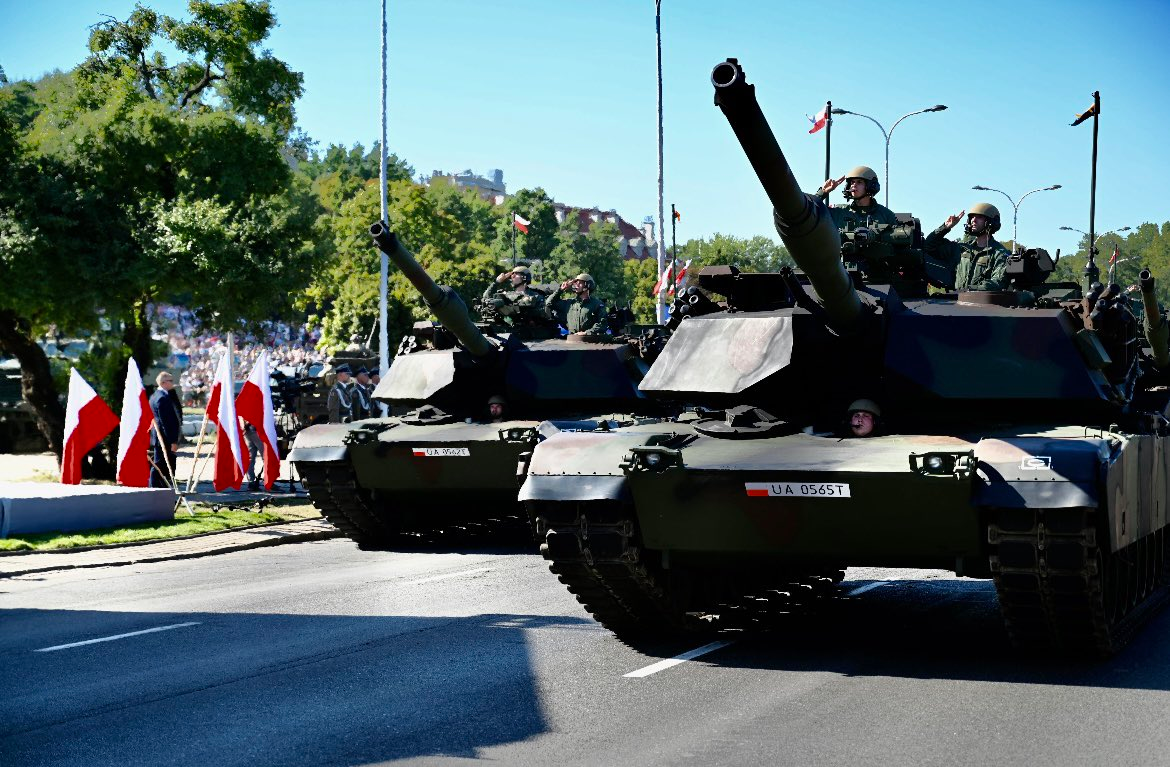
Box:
[427,168,507,204]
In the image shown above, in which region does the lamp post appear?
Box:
[971,184,1062,253]
[1060,225,1132,285]
[830,104,947,207]
[654,0,666,325]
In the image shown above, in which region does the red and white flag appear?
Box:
[236,349,281,490]
[61,368,119,485]
[513,213,531,234]
[1110,246,1119,265]
[668,259,692,296]
[651,261,674,296]
[205,352,249,492]
[116,359,154,487]
[807,106,828,134]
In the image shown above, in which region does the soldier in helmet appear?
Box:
[487,394,508,423]
[483,265,547,323]
[924,203,1011,291]
[846,398,881,438]
[814,165,900,229]
[549,273,608,334]
[327,363,355,423]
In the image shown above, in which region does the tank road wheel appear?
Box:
[989,507,1170,656]
[530,500,705,643]
[297,462,399,550]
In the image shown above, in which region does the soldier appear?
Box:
[487,394,507,423]
[352,366,372,420]
[483,265,546,323]
[814,165,900,229]
[924,203,1011,291]
[846,398,881,438]
[327,363,355,423]
[548,273,608,335]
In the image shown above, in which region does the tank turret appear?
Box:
[710,58,862,330]
[370,221,495,357]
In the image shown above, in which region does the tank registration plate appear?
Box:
[745,482,851,498]
[412,447,470,457]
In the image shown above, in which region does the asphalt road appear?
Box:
[4,539,1170,766]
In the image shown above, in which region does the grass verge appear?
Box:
[0,498,320,552]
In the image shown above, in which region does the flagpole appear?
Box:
[670,203,678,290]
[654,0,666,325]
[185,412,209,492]
[824,100,832,184]
[377,0,390,387]
[511,216,517,267]
[1085,90,1100,292]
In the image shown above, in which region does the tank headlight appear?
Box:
[926,455,944,471]
[643,453,662,467]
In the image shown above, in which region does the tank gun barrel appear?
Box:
[369,221,496,357]
[711,58,862,329]
[1139,269,1169,369]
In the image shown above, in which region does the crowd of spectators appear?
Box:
[152,304,328,407]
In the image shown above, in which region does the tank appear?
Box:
[288,222,670,547]
[526,58,1170,654]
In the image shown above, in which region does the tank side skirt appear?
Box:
[296,461,398,548]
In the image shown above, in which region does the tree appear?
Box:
[493,188,557,266]
[0,1,320,466]
[547,214,626,305]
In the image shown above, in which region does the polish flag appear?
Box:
[668,259,692,296]
[235,350,280,490]
[61,369,119,484]
[651,261,674,296]
[1110,246,1119,265]
[205,353,249,492]
[116,359,154,487]
[807,106,828,134]
[513,213,531,234]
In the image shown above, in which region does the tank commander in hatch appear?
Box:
[487,394,508,423]
[846,399,881,438]
[924,203,1011,292]
[548,273,608,335]
[814,165,900,229]
[483,265,546,320]
[327,363,355,423]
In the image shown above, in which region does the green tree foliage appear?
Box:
[0,1,319,464]
[1050,223,1170,306]
[546,215,626,303]
[307,179,497,354]
[300,142,413,213]
[493,188,557,265]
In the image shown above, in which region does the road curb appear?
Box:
[0,521,342,577]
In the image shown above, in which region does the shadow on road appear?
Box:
[701,578,1170,690]
[0,609,593,766]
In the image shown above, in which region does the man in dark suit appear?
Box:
[150,371,182,488]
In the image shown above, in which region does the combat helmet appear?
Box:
[847,398,881,416]
[842,165,880,200]
[510,265,533,283]
[966,202,1002,235]
[573,273,596,292]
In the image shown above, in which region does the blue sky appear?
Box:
[4,0,1168,259]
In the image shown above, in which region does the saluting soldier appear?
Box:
[814,165,900,229]
[483,265,546,323]
[327,363,356,423]
[548,273,608,335]
[924,202,1011,291]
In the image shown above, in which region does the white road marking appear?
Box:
[407,567,492,586]
[34,622,201,652]
[844,581,890,596]
[624,640,734,678]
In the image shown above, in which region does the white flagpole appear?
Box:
[378,0,390,400]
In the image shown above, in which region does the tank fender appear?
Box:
[973,437,1110,509]
[286,422,355,464]
[519,428,649,502]
[1104,434,1170,551]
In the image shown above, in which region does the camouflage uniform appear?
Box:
[482,283,547,323]
[813,189,900,229]
[550,295,608,334]
[924,227,1011,291]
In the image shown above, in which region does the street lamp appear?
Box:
[830,104,947,207]
[971,184,1061,253]
[1059,225,1132,254]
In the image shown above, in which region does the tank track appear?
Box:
[531,499,843,642]
[989,506,1170,655]
[296,462,399,550]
